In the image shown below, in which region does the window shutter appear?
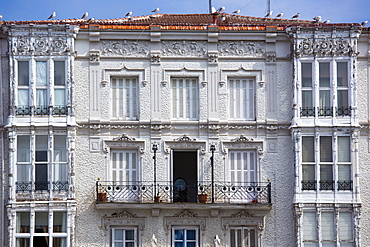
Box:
[321,212,335,241]
[303,212,317,241]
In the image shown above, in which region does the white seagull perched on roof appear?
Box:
[211,7,217,14]
[361,20,368,26]
[125,11,132,17]
[217,6,225,12]
[48,12,56,19]
[152,7,160,13]
[81,12,88,19]
[232,9,240,15]
[219,16,226,21]
[276,12,283,18]
[265,11,273,18]
[292,13,300,19]
[323,19,330,24]
[313,16,321,23]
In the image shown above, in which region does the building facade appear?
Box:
[0,13,369,247]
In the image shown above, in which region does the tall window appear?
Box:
[302,211,354,247]
[171,78,198,120]
[300,61,350,117]
[230,227,256,247]
[229,150,256,183]
[301,136,352,191]
[16,60,67,116]
[111,77,139,120]
[112,228,137,247]
[16,134,68,192]
[15,211,68,247]
[111,150,138,183]
[172,228,198,247]
[228,78,255,120]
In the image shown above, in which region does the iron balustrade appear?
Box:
[35,105,49,115]
[302,180,352,191]
[16,106,32,115]
[336,106,351,117]
[52,105,67,115]
[337,180,353,190]
[318,107,333,117]
[300,107,315,117]
[15,181,68,192]
[96,181,271,204]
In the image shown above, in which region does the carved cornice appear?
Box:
[113,133,136,141]
[104,135,145,154]
[222,137,263,155]
[222,211,265,231]
[10,36,71,55]
[164,210,206,231]
[232,135,254,142]
[218,41,265,57]
[161,40,207,57]
[295,37,357,57]
[174,134,196,142]
[101,40,149,57]
[102,210,146,233]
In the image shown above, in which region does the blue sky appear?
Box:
[1,0,369,24]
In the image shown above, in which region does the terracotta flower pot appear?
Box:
[98,192,107,202]
[198,194,208,203]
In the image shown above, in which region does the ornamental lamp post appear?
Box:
[152,143,158,201]
[210,144,216,203]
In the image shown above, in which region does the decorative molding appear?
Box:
[219,81,226,87]
[104,135,145,154]
[201,81,207,87]
[101,40,149,57]
[161,41,207,57]
[11,37,70,55]
[101,80,109,87]
[164,210,206,231]
[222,211,265,231]
[89,50,100,64]
[164,137,206,154]
[113,133,136,141]
[174,134,196,142]
[142,80,148,87]
[102,210,146,233]
[151,54,161,64]
[218,41,265,57]
[295,37,356,57]
[208,53,218,63]
[266,53,276,62]
[151,124,171,131]
[232,135,254,142]
[221,137,263,155]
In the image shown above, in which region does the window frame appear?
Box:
[228,77,255,120]
[111,227,138,247]
[171,77,199,120]
[171,226,199,247]
[229,226,257,247]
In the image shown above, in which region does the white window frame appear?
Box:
[171,77,199,120]
[110,150,138,184]
[111,77,139,120]
[171,226,199,247]
[228,150,257,183]
[111,227,138,247]
[228,78,255,120]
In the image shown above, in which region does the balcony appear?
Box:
[96,181,271,205]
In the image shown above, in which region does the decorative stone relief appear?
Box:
[208,53,218,63]
[164,137,206,154]
[232,135,254,142]
[11,37,70,55]
[101,40,149,57]
[161,41,207,57]
[295,37,356,57]
[104,136,145,154]
[164,210,207,231]
[102,210,146,233]
[113,133,136,141]
[266,53,276,62]
[218,41,265,57]
[174,134,196,142]
[90,50,100,64]
[151,54,161,64]
[222,138,263,155]
[221,211,265,231]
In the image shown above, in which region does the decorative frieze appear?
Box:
[161,40,207,57]
[11,37,70,55]
[218,41,265,57]
[101,40,149,57]
[295,37,356,57]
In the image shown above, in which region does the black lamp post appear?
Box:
[210,144,216,203]
[152,143,158,200]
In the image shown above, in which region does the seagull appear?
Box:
[217,6,225,12]
[265,11,273,18]
[323,19,330,24]
[0,14,2,20]
[88,17,95,22]
[48,12,56,19]
[211,7,217,14]
[125,11,132,17]
[292,13,300,19]
[152,7,160,13]
[219,16,226,21]
[361,20,368,26]
[81,12,88,19]
[313,16,321,23]
[276,12,284,18]
[232,9,240,15]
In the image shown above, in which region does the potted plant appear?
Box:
[97,178,107,202]
[198,193,208,203]
[154,195,161,203]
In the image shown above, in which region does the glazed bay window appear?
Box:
[302,211,354,247]
[300,61,350,117]
[15,211,67,247]
[16,60,67,116]
[172,227,198,247]
[112,228,137,247]
[228,78,255,120]
[111,77,139,120]
[16,134,68,192]
[171,78,198,120]
[230,227,256,247]
[301,136,352,191]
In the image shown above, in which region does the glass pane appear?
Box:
[36,135,48,152]
[17,163,31,182]
[301,63,312,87]
[114,243,123,247]
[187,243,196,247]
[53,212,67,232]
[319,63,330,87]
[36,89,47,106]
[35,212,48,233]
[17,136,30,162]
[302,136,315,162]
[337,62,348,87]
[321,212,335,240]
[338,137,350,162]
[54,61,65,86]
[302,165,315,180]
[339,212,353,240]
[175,243,183,247]
[36,61,47,86]
[302,91,313,108]
[114,229,124,240]
[175,230,184,240]
[320,137,333,162]
[16,212,30,233]
[320,165,333,180]
[126,230,134,240]
[338,164,351,181]
[303,212,317,240]
[18,89,29,106]
[319,90,331,108]
[53,237,66,247]
[187,230,196,240]
[54,89,66,106]
[18,61,29,86]
[16,238,30,247]
[54,135,67,162]
[337,90,348,108]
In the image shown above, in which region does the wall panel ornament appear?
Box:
[101,40,149,56]
[295,37,356,57]
[11,37,70,55]
[161,40,207,57]
[218,41,265,57]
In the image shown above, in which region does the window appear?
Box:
[15,211,68,247]
[112,228,137,247]
[16,60,67,116]
[302,211,354,247]
[111,77,139,120]
[300,61,350,117]
[16,134,68,192]
[172,227,198,247]
[230,227,256,247]
[301,135,352,191]
[228,78,255,120]
[171,78,198,120]
[229,150,256,183]
[111,150,138,183]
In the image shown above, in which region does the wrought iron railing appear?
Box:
[318,107,333,117]
[15,105,68,116]
[52,106,67,115]
[302,180,352,191]
[96,181,271,204]
[16,106,31,115]
[35,105,49,115]
[336,106,351,117]
[300,107,315,117]
[15,181,68,192]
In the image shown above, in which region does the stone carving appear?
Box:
[161,40,207,57]
[164,210,206,231]
[208,53,218,63]
[232,211,253,218]
[174,134,196,142]
[113,133,136,141]
[151,54,161,64]
[11,37,70,55]
[111,210,136,218]
[101,40,149,57]
[232,135,254,142]
[296,37,356,57]
[90,51,100,63]
[218,41,265,57]
[174,210,197,218]
[266,53,276,62]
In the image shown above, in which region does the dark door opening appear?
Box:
[173,151,197,202]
